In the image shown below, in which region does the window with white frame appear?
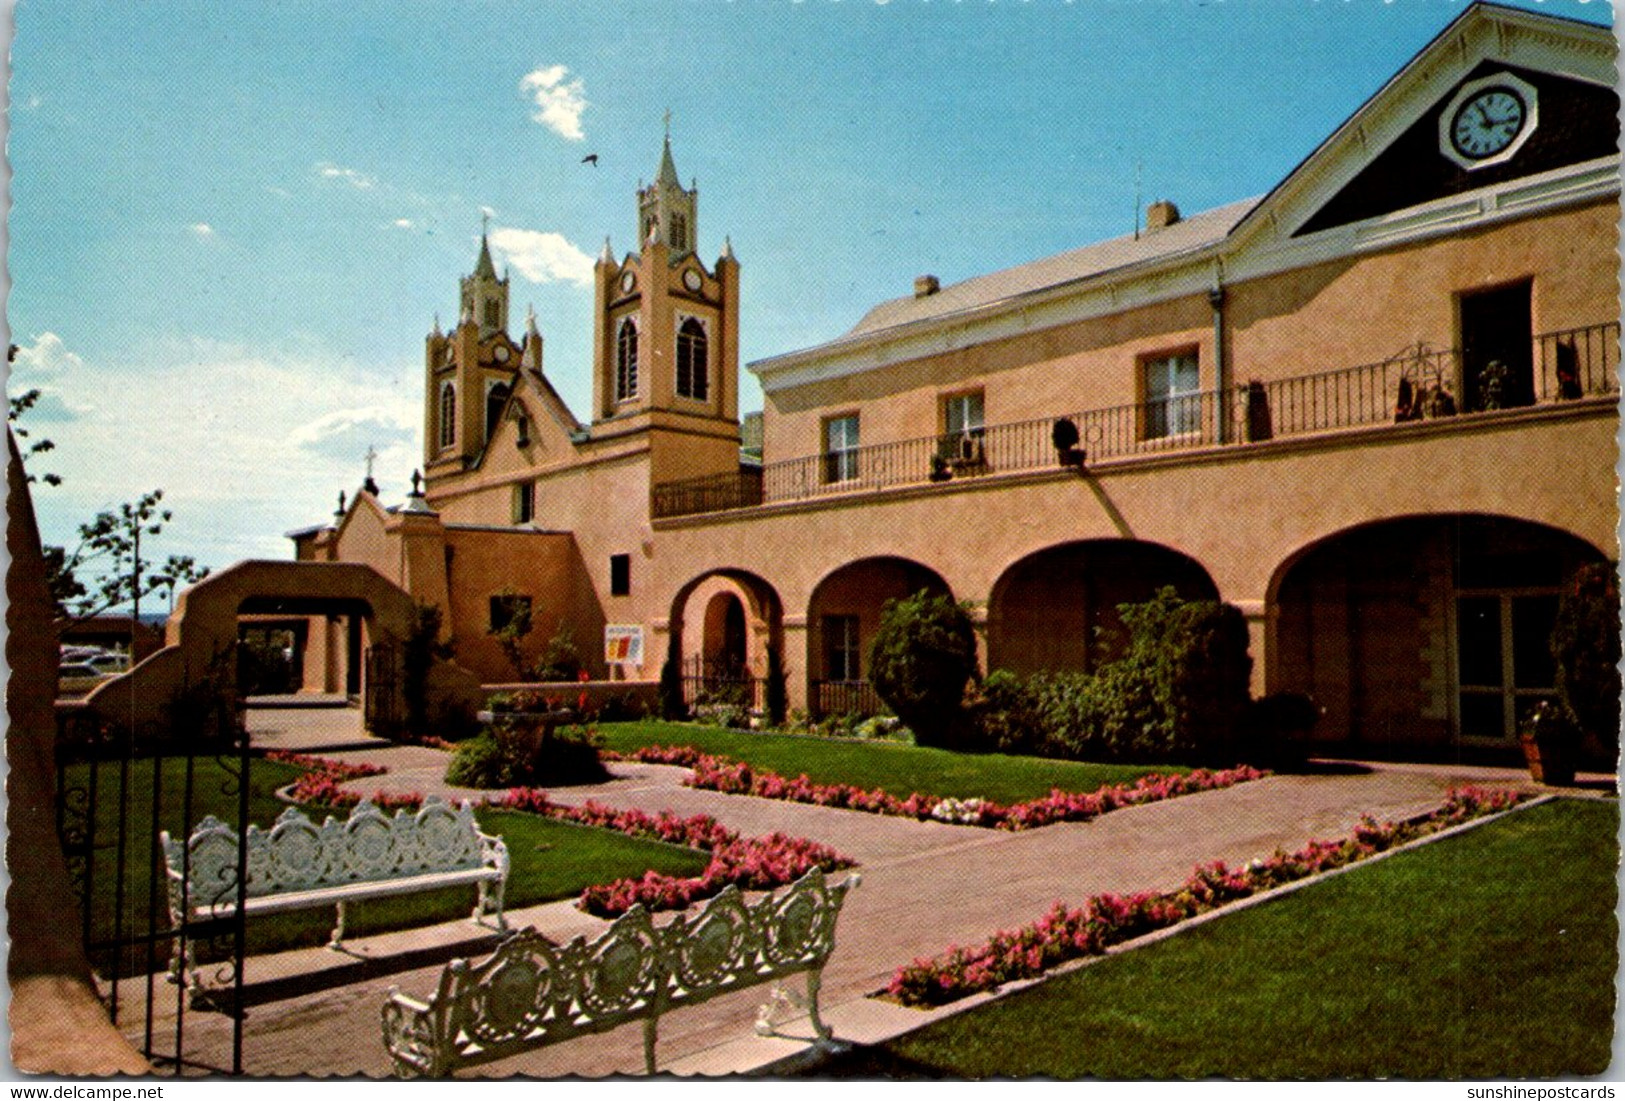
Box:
[1143,352,1201,439]
[823,414,860,484]
[676,316,709,400]
[616,318,639,402]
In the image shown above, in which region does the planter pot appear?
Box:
[1519,733,1577,787]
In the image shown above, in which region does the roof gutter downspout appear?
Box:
[1209,277,1228,444]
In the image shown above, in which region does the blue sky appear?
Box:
[6,0,1612,589]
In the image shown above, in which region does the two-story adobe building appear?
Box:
[292,2,1619,757]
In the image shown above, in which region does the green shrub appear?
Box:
[868,590,979,749]
[530,625,584,682]
[970,589,1253,765]
[1552,561,1621,750]
[402,604,453,738]
[445,719,608,788]
[970,669,1048,754]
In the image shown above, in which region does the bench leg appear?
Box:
[643,1015,658,1076]
[474,878,509,931]
[329,901,347,950]
[805,967,832,1042]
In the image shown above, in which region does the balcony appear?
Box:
[652,321,1619,521]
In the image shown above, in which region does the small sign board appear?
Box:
[604,625,645,666]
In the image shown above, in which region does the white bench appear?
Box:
[381,866,860,1077]
[161,797,508,990]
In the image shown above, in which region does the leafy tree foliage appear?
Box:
[868,589,979,748]
[1552,561,1621,749]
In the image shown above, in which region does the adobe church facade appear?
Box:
[292,3,1619,756]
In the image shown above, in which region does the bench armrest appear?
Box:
[381,986,442,1078]
[477,830,510,879]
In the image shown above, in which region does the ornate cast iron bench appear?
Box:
[160,797,509,990]
[381,867,860,1077]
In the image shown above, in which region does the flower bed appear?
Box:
[495,789,853,917]
[268,751,853,918]
[613,744,1266,831]
[886,787,1527,1007]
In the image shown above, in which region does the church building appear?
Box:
[292,2,1619,758]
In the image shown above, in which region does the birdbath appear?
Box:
[476,706,578,776]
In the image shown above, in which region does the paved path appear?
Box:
[129,718,1609,1077]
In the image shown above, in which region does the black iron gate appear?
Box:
[54,684,252,1075]
[363,642,398,734]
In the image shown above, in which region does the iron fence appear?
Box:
[809,679,886,720]
[653,321,1619,519]
[680,656,763,713]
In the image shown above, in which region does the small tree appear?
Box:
[1552,561,1621,749]
[868,589,979,748]
[44,490,209,628]
[486,590,535,680]
[531,625,584,682]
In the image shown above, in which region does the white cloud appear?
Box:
[489,227,595,286]
[315,162,377,190]
[190,222,216,238]
[520,65,588,141]
[11,332,85,377]
[289,405,418,462]
[23,338,424,570]
[393,218,415,229]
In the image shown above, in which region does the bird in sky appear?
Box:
[581,153,599,167]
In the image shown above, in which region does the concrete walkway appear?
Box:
[124,719,1611,1077]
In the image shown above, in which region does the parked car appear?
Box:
[88,652,129,674]
[58,662,103,680]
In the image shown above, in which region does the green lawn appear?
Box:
[820,798,1619,1079]
[598,721,1181,804]
[64,755,709,977]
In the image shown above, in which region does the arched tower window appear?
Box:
[438,382,457,449]
[485,381,511,441]
[616,318,639,402]
[483,298,501,330]
[671,213,688,253]
[676,317,709,401]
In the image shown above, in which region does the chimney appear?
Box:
[914,274,941,298]
[1145,200,1181,232]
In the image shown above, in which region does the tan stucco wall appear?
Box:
[761,199,1618,465]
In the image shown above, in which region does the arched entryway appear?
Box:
[1269,514,1607,752]
[805,556,952,717]
[986,540,1218,676]
[668,569,785,715]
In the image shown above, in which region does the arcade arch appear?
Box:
[986,540,1218,677]
[1268,514,1606,753]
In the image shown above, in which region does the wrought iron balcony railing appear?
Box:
[652,321,1618,521]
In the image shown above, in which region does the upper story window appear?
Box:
[485,381,511,442]
[610,553,631,596]
[943,391,985,438]
[1143,351,1201,439]
[616,318,639,402]
[671,213,688,252]
[676,317,709,401]
[438,382,457,449]
[940,390,986,466]
[823,414,860,484]
[483,298,501,330]
[512,480,535,525]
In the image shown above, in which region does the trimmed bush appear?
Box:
[868,590,979,749]
[445,722,608,788]
[764,644,788,726]
[1551,561,1620,751]
[658,656,688,721]
[971,589,1254,765]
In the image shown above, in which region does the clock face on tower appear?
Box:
[1438,73,1538,171]
[1450,88,1526,160]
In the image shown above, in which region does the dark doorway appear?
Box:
[345,615,363,696]
[1459,282,1533,412]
